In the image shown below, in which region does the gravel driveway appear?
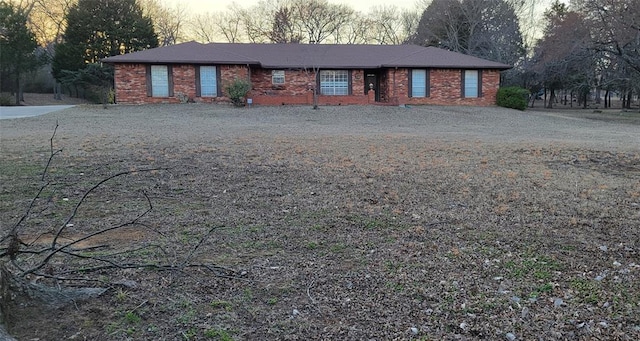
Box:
[0,105,76,119]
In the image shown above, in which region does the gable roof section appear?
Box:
[103,41,259,65]
[103,41,511,70]
[382,46,510,69]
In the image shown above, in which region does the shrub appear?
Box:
[23,67,55,93]
[224,78,251,107]
[496,86,529,111]
[0,93,14,106]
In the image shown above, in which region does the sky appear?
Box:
[165,0,421,13]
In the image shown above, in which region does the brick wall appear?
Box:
[249,68,370,106]
[114,63,501,106]
[249,68,313,105]
[478,70,501,106]
[114,63,249,104]
[114,64,149,104]
[385,68,500,106]
[173,64,196,101]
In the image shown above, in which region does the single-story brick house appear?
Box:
[102,41,510,106]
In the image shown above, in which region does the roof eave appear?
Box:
[381,63,511,70]
[259,64,383,69]
[102,58,261,65]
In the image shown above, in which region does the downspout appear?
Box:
[247,64,252,105]
[393,67,397,105]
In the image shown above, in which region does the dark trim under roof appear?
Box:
[102,41,511,70]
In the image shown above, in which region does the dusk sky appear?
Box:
[166,0,420,13]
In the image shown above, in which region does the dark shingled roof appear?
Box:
[103,41,511,70]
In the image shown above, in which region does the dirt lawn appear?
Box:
[1,104,639,340]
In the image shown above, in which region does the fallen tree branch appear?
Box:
[1,123,244,340]
[23,191,154,277]
[51,171,164,249]
[0,182,49,250]
[181,224,225,268]
[41,120,62,182]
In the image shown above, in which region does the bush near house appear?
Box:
[497,86,529,110]
[225,78,252,107]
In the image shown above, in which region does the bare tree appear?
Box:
[332,14,370,44]
[400,9,420,43]
[189,12,218,43]
[573,0,640,74]
[269,6,303,43]
[185,0,367,45]
[189,9,243,43]
[22,0,74,47]
[238,1,276,43]
[291,0,353,44]
[505,0,542,53]
[532,2,594,108]
[140,0,188,46]
[366,6,407,45]
[329,5,418,45]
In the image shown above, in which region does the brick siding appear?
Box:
[385,68,501,106]
[173,64,196,101]
[249,68,370,106]
[113,64,149,104]
[114,63,247,104]
[114,64,500,106]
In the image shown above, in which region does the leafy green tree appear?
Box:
[59,63,114,107]
[0,1,41,105]
[52,0,158,80]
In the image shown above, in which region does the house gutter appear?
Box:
[393,67,397,105]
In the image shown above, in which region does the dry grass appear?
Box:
[1,104,639,340]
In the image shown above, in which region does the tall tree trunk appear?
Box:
[19,81,24,103]
[529,93,535,108]
[546,89,554,109]
[13,74,20,106]
[0,264,18,341]
[54,82,62,100]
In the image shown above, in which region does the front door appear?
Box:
[365,72,379,101]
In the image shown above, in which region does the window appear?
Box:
[199,66,217,97]
[150,65,169,97]
[319,70,349,95]
[463,70,482,98]
[272,70,285,85]
[410,69,430,97]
